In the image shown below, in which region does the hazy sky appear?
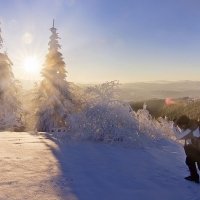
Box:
[1,0,200,83]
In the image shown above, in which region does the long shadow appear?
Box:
[38,133,108,200]
[29,131,192,200]
[33,132,132,200]
[30,131,79,200]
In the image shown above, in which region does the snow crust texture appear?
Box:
[1,132,200,200]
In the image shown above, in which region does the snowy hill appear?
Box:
[51,139,200,200]
[1,132,200,200]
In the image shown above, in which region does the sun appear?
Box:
[23,56,40,74]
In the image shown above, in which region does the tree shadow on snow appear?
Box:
[28,131,200,200]
[30,132,79,200]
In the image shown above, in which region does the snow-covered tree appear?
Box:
[67,81,139,144]
[0,25,23,130]
[35,21,75,131]
[135,104,175,142]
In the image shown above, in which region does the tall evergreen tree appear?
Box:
[35,20,75,131]
[0,24,23,130]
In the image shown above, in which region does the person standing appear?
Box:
[174,115,200,183]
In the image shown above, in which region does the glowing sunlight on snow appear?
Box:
[23,56,40,74]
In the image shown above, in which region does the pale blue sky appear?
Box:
[1,0,200,83]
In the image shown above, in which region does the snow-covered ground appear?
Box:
[0,132,200,200]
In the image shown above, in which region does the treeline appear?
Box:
[0,23,76,132]
[130,98,200,121]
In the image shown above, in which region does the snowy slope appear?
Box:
[52,140,200,200]
[0,132,200,200]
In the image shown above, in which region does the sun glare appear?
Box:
[23,56,40,74]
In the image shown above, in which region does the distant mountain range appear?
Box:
[118,80,200,101]
[19,79,200,101]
